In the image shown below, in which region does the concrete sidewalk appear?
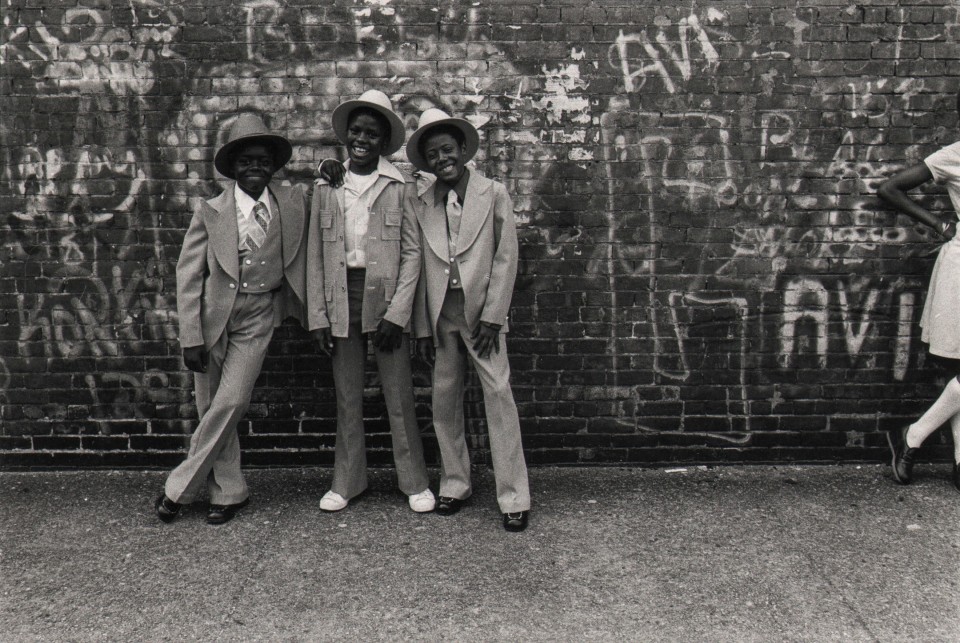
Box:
[1,465,958,642]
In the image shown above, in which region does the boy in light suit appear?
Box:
[306,90,434,513]
[155,113,308,525]
[408,108,531,532]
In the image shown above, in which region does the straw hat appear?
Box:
[331,89,405,156]
[214,113,292,179]
[405,108,480,174]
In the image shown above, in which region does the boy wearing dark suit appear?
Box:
[408,108,531,531]
[156,113,308,525]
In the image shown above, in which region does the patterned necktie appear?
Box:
[445,190,461,256]
[245,201,271,252]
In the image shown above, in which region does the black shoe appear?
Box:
[953,463,960,493]
[503,511,529,532]
[435,496,463,516]
[887,427,919,485]
[207,498,249,525]
[155,494,181,523]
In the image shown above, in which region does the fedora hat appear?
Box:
[214,113,292,179]
[331,89,405,156]
[406,108,480,174]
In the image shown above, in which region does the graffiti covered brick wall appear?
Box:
[1,0,957,466]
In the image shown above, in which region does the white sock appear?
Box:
[907,377,960,448]
[951,413,960,464]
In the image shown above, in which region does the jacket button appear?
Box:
[261,260,266,265]
[229,283,236,289]
[242,282,248,287]
[452,278,459,285]
[444,269,450,275]
[245,259,252,265]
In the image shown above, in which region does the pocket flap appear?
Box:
[319,210,336,240]
[384,209,402,226]
[381,209,402,240]
[383,279,397,302]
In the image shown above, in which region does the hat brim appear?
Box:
[214,134,293,179]
[406,117,480,174]
[332,99,406,157]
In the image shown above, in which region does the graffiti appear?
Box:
[1,0,957,457]
[780,278,830,369]
[2,0,181,267]
[1,1,184,431]
[16,266,176,359]
[2,2,180,95]
[584,3,951,435]
[86,370,178,421]
[609,11,731,94]
[163,0,525,205]
[779,277,915,378]
[6,144,146,263]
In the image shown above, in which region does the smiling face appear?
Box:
[345,109,387,174]
[231,142,276,198]
[422,130,467,185]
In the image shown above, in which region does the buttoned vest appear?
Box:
[238,194,283,293]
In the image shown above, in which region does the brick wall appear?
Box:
[2,0,958,468]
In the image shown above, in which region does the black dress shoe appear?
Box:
[887,427,919,485]
[435,496,462,516]
[503,511,529,532]
[207,498,249,525]
[155,494,181,523]
[953,462,960,493]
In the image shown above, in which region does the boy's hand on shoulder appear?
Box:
[311,328,334,356]
[471,322,501,359]
[318,159,346,188]
[372,319,403,352]
[182,346,208,373]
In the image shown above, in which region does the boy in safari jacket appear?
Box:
[306,90,434,513]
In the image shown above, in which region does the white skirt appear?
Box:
[920,239,960,358]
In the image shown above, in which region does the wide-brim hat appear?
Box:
[406,108,480,174]
[331,89,405,157]
[214,113,292,179]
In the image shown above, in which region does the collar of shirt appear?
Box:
[234,183,272,219]
[341,156,405,186]
[433,168,470,207]
[234,184,272,251]
[343,170,379,205]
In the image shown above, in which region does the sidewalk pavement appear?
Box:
[1,464,958,642]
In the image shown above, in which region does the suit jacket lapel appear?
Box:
[273,184,303,269]
[418,183,452,263]
[455,172,493,254]
[207,188,240,281]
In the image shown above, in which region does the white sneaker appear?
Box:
[408,489,436,513]
[320,490,348,512]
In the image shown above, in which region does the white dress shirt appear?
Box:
[342,168,380,268]
[234,184,273,251]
